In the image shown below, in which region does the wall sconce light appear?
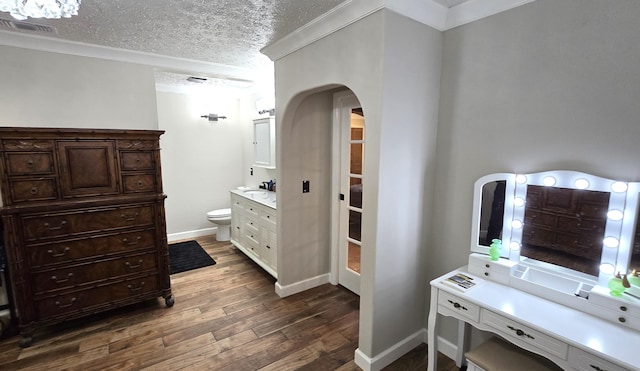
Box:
[258,108,275,116]
[201,114,227,121]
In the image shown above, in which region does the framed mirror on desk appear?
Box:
[428,170,640,371]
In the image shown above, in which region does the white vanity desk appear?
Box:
[427,267,640,371]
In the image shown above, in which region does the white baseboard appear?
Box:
[354,329,426,371]
[167,227,216,243]
[274,273,331,297]
[437,335,458,364]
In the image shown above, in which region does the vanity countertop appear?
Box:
[230,189,276,209]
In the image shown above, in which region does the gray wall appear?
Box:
[0,46,157,129]
[271,8,443,364]
[432,0,640,342]
[156,91,245,238]
[0,46,252,241]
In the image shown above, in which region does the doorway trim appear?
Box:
[330,90,362,293]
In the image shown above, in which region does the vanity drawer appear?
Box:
[438,290,480,323]
[481,310,568,360]
[468,254,516,285]
[568,347,629,371]
[261,207,276,228]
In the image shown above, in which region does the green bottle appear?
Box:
[489,239,501,261]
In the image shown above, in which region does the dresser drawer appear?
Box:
[9,178,58,203]
[481,310,568,360]
[32,251,158,295]
[568,347,629,371]
[28,229,157,268]
[22,204,154,241]
[123,174,156,193]
[5,152,54,175]
[438,290,480,323]
[121,151,154,171]
[34,274,159,320]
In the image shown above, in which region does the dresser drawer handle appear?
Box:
[48,246,70,257]
[30,187,38,195]
[121,212,139,222]
[51,273,74,284]
[26,159,34,168]
[44,220,67,231]
[137,180,144,187]
[125,259,143,269]
[55,297,77,308]
[507,325,534,339]
[590,365,607,371]
[447,299,468,311]
[122,236,142,245]
[128,282,145,291]
[266,245,271,249]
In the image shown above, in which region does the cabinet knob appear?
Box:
[30,187,38,195]
[620,306,628,312]
[619,317,626,323]
[26,159,34,168]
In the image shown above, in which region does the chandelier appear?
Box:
[0,0,81,20]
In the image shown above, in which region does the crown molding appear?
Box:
[261,0,535,62]
[0,29,256,83]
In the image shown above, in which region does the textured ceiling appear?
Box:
[0,0,346,89]
[0,0,490,91]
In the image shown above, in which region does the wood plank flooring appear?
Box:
[0,235,458,370]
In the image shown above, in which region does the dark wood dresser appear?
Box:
[0,127,173,347]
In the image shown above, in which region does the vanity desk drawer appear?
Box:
[438,290,480,323]
[468,253,517,285]
[481,310,568,360]
[568,347,629,371]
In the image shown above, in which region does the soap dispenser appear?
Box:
[489,239,501,261]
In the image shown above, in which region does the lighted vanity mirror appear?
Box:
[471,171,638,286]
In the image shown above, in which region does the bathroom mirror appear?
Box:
[471,171,639,285]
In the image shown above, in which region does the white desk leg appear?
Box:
[456,321,471,367]
[427,287,439,371]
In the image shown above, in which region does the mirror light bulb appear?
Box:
[574,179,589,189]
[599,263,615,275]
[607,209,624,221]
[509,241,520,251]
[603,237,619,248]
[543,176,556,186]
[611,182,628,193]
[513,197,525,207]
[516,175,527,184]
[511,220,523,229]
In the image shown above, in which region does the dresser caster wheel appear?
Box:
[19,336,33,348]
[165,295,174,307]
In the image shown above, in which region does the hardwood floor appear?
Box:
[0,235,457,370]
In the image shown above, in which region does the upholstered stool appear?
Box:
[465,337,562,371]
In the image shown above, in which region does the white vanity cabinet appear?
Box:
[230,191,277,278]
[253,117,276,169]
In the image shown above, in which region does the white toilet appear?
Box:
[206,208,232,241]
